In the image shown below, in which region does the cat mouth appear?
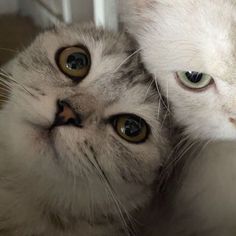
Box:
[29,123,62,159]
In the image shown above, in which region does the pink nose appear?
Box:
[52,100,82,128]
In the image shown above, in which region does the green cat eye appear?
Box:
[56,46,91,81]
[176,71,212,89]
[111,114,149,143]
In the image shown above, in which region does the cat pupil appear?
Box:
[185,71,203,83]
[124,118,142,137]
[66,53,88,70]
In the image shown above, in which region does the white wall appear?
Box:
[40,0,62,15]
[19,0,94,28]
[4,0,118,30]
[93,0,118,30]
[0,0,19,14]
[19,0,58,27]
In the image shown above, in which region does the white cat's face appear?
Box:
[121,0,236,140]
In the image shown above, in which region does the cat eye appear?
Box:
[176,71,213,89]
[111,114,149,143]
[56,46,91,81]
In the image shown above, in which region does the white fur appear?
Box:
[121,0,236,235]
[121,0,236,140]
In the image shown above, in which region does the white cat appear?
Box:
[121,0,236,235]
[121,0,236,140]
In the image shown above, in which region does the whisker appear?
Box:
[0,98,15,108]
[0,48,18,53]
[181,140,211,175]
[143,78,155,102]
[166,79,170,113]
[0,96,10,104]
[159,135,193,179]
[159,79,171,130]
[0,82,14,94]
[154,74,172,114]
[0,80,12,90]
[114,47,143,73]
[0,70,36,98]
[0,86,10,93]
[0,97,9,102]
[167,141,196,174]
[84,147,133,235]
[160,109,169,131]
[157,95,161,120]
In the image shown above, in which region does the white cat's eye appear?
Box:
[111,114,149,143]
[176,71,213,89]
[56,46,91,81]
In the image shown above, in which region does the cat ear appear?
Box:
[127,0,151,8]
[119,0,172,11]
[119,0,174,36]
[119,0,158,35]
[119,0,152,13]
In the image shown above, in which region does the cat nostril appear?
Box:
[229,117,236,129]
[229,117,236,126]
[57,100,66,113]
[51,100,82,128]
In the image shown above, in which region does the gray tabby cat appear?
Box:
[0,24,169,236]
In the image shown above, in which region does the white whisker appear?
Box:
[0,48,18,53]
[0,69,35,97]
[144,78,155,101]
[160,134,193,178]
[0,86,10,93]
[114,47,143,73]
[84,148,133,235]
[154,74,171,114]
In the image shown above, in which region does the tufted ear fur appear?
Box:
[119,0,151,36]
[119,0,178,29]
[119,0,174,16]
[119,0,172,37]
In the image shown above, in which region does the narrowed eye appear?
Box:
[111,114,149,143]
[56,46,91,81]
[176,71,213,89]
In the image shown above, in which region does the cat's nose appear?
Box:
[52,100,82,128]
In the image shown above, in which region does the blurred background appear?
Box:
[0,0,118,65]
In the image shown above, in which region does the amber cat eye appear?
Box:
[111,114,149,143]
[56,46,91,81]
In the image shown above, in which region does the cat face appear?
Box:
[121,0,236,140]
[0,24,168,217]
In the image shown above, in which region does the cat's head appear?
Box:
[121,0,236,140]
[0,24,169,215]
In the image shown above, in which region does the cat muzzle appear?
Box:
[50,100,82,129]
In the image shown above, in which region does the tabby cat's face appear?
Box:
[0,24,168,215]
[121,0,236,140]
